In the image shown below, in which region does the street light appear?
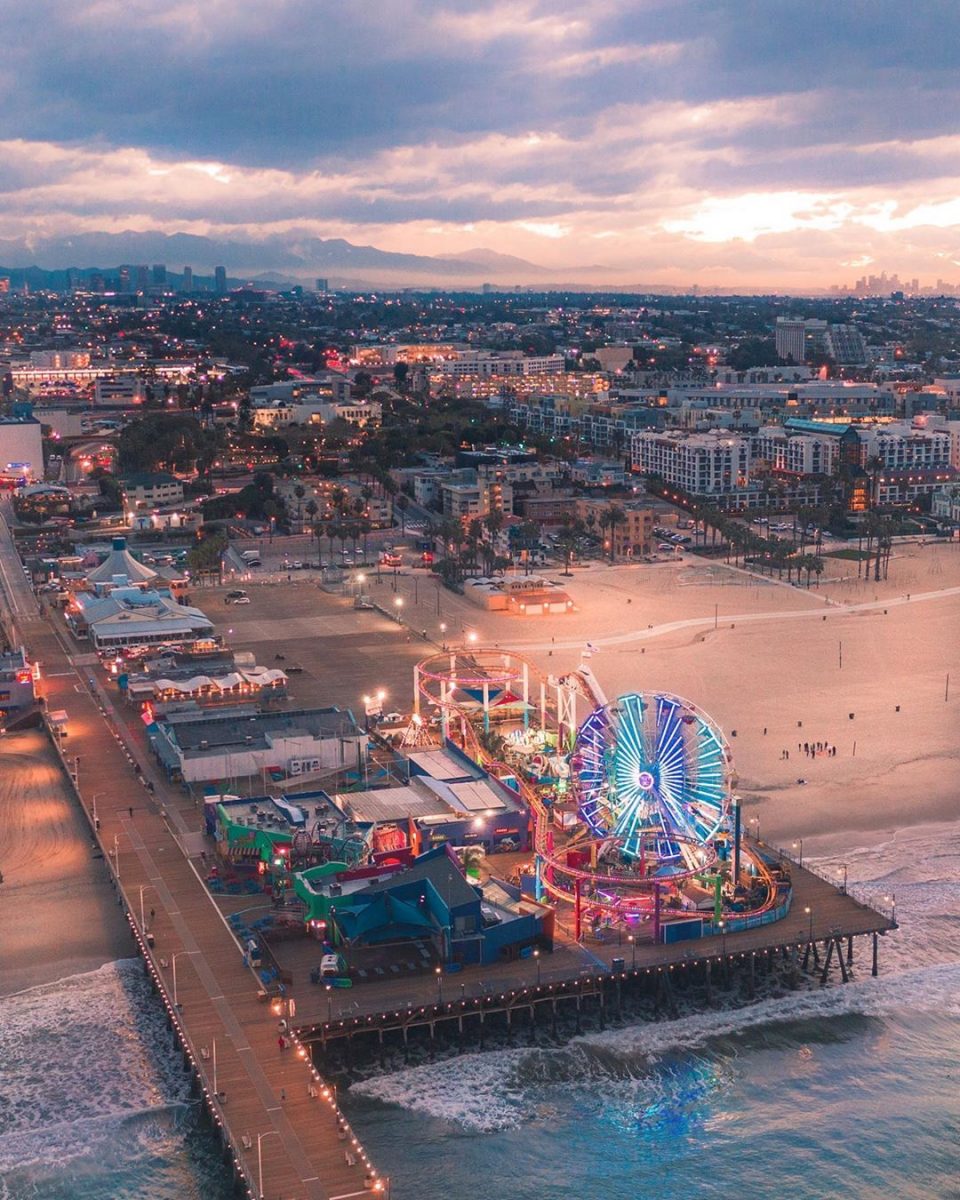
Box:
[466,630,478,646]
[257,1130,280,1200]
[718,918,726,958]
[805,905,813,941]
[435,965,443,1004]
[394,596,404,622]
[533,948,541,985]
[171,951,192,1009]
[439,621,447,649]
[838,863,848,895]
[750,815,761,844]
[325,983,333,1022]
[792,838,803,868]
[139,884,156,933]
[92,791,104,830]
[628,933,636,968]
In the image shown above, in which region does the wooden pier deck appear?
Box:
[0,514,385,1200]
[0,508,896,1197]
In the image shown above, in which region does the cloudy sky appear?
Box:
[2,0,960,286]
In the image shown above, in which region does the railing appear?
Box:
[701,892,793,935]
[774,846,897,923]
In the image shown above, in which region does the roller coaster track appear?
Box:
[421,651,780,922]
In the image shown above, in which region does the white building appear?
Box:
[752,427,839,476]
[775,318,827,363]
[151,706,365,784]
[631,431,751,495]
[30,350,91,369]
[437,352,565,378]
[0,416,44,480]
[121,472,185,509]
[94,377,146,406]
[68,589,214,650]
[441,471,514,519]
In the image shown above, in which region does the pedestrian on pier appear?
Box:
[278,1034,286,1051]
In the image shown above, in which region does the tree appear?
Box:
[556,514,585,576]
[187,530,227,576]
[293,483,306,530]
[603,504,626,562]
[395,493,410,533]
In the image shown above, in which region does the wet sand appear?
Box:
[0,727,133,997]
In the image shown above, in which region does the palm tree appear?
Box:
[293,483,306,530]
[305,498,319,528]
[556,515,584,576]
[604,504,626,562]
[395,493,410,533]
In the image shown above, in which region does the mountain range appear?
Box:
[0,230,577,285]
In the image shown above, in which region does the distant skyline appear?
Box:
[3,1,960,288]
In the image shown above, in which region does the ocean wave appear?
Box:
[0,960,195,1170]
[350,958,960,1132]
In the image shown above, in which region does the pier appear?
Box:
[0,508,897,1198]
[0,513,386,1200]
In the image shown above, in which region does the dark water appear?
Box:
[4,827,959,1200]
[345,827,960,1199]
[0,960,235,1200]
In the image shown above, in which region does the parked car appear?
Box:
[231,595,251,605]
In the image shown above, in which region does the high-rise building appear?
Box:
[316,277,329,295]
[214,265,227,294]
[775,318,827,363]
[118,266,131,292]
[152,263,167,286]
[182,266,194,292]
[135,264,149,291]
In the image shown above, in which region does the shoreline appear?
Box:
[0,728,133,999]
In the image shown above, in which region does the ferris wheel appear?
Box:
[570,691,732,860]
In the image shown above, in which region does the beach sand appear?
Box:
[381,539,960,849]
[0,727,133,997]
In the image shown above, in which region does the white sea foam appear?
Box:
[351,823,960,1133]
[0,959,193,1172]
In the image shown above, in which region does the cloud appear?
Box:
[2,1,960,285]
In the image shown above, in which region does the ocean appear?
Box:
[344,823,960,1200]
[3,823,958,1200]
[0,959,234,1200]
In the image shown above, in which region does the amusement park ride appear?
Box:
[412,645,781,943]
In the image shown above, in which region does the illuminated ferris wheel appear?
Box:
[570,692,732,860]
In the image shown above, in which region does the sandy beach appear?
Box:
[360,537,960,848]
[0,727,133,997]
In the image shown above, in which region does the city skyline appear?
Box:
[3,1,960,288]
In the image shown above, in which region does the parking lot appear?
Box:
[205,576,431,718]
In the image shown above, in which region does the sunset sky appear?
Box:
[3,0,960,286]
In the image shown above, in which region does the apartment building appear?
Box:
[631,431,751,496]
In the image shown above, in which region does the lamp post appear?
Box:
[112,833,120,882]
[839,862,848,895]
[439,621,447,650]
[394,596,403,622]
[805,905,813,941]
[257,1130,280,1200]
[139,884,155,932]
[718,918,726,958]
[92,791,104,829]
[466,630,478,647]
[792,838,803,868]
[171,951,190,1009]
[533,948,541,986]
[325,983,333,1023]
[435,965,443,1004]
[750,816,760,844]
[628,933,636,968]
